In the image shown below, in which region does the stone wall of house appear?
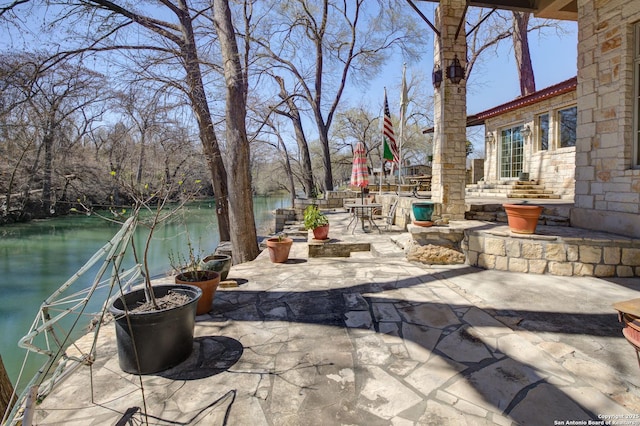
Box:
[529,149,575,199]
[573,1,640,238]
[470,158,484,184]
[484,91,576,200]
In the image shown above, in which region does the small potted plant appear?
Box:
[266,233,293,263]
[200,253,232,280]
[303,205,330,240]
[170,236,221,316]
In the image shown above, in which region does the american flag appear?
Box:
[383,91,399,164]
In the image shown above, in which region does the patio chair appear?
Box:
[373,199,398,231]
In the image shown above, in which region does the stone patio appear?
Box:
[26,211,640,425]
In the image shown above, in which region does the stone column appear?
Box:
[432,0,467,220]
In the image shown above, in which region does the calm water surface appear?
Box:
[0,196,289,386]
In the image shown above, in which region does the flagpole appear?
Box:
[379,98,383,195]
[382,86,399,187]
[399,64,407,185]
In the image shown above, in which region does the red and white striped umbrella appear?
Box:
[350,142,369,189]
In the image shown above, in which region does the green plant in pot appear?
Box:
[170,234,221,315]
[303,205,330,240]
[104,174,204,375]
[200,253,232,280]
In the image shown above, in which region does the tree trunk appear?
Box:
[136,131,146,186]
[178,1,231,242]
[212,0,259,263]
[42,127,54,214]
[314,0,333,192]
[276,132,296,207]
[317,122,333,192]
[0,355,17,420]
[513,12,536,96]
[275,76,314,198]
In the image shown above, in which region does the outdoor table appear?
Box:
[409,176,432,191]
[344,202,382,234]
[613,298,640,368]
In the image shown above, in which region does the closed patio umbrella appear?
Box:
[350,142,369,202]
[350,142,370,232]
[351,142,369,188]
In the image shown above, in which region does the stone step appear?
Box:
[509,189,556,194]
[370,240,406,258]
[465,191,510,198]
[509,185,546,190]
[507,194,562,199]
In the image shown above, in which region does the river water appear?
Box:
[0,196,290,387]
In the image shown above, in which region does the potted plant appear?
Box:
[170,237,221,316]
[503,203,543,234]
[105,174,204,374]
[412,201,435,227]
[303,205,330,240]
[266,233,293,263]
[200,253,232,280]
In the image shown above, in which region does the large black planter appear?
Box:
[109,284,202,374]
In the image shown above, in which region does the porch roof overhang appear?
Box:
[422,76,577,133]
[415,0,577,21]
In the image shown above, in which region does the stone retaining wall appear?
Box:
[274,208,297,233]
[462,227,640,278]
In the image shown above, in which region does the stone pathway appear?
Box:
[31,211,640,425]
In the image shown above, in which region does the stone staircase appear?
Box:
[466,180,561,199]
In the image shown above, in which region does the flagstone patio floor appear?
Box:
[31,211,640,425]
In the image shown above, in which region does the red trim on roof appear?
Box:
[421,76,578,134]
[474,76,577,121]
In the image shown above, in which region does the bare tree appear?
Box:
[466,9,568,96]
[211,0,259,262]
[54,0,233,242]
[512,11,535,95]
[271,75,315,197]
[0,53,106,218]
[253,0,423,191]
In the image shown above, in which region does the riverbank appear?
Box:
[0,196,290,388]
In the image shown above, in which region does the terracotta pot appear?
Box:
[503,203,543,234]
[266,237,293,263]
[312,224,330,240]
[175,270,220,315]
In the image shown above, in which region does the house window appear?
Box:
[537,113,549,150]
[558,106,577,148]
[500,126,524,179]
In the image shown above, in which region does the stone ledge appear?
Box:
[308,240,371,258]
[464,226,640,278]
[408,221,640,277]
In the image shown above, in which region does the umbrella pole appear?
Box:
[361,190,365,231]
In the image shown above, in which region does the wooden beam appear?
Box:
[405,0,441,38]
